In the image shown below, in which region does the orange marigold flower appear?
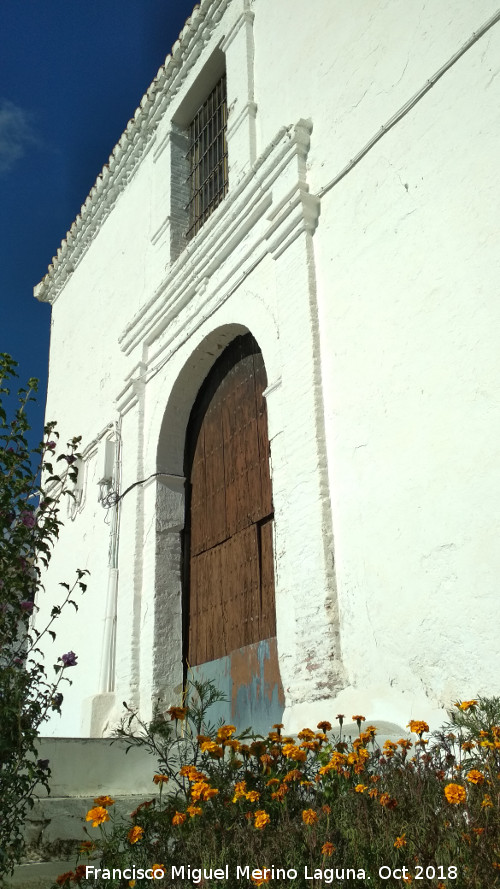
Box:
[225,738,241,751]
[167,706,187,720]
[85,806,110,827]
[368,788,378,799]
[466,769,484,785]
[444,783,466,804]
[254,809,271,830]
[217,724,236,741]
[151,864,165,880]
[271,784,288,801]
[394,833,406,848]
[456,700,477,711]
[321,842,335,856]
[355,784,368,793]
[187,805,203,817]
[56,873,74,886]
[130,799,154,818]
[246,790,260,803]
[379,793,391,807]
[128,825,144,844]
[407,720,429,736]
[461,741,475,751]
[129,882,136,888]
[272,723,284,729]
[201,740,223,755]
[172,811,187,826]
[283,769,303,782]
[352,715,365,724]
[298,728,315,741]
[302,808,318,825]
[93,795,115,807]
[153,774,169,785]
[473,827,485,835]
[398,738,412,750]
[266,778,280,786]
[482,794,493,808]
[73,865,87,881]
[317,721,332,732]
[233,780,247,802]
[79,841,94,853]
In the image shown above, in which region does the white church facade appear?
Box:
[35,0,500,739]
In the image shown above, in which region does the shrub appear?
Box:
[0,354,87,878]
[55,687,499,889]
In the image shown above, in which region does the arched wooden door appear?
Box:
[183,334,284,732]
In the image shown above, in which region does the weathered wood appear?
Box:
[185,335,276,666]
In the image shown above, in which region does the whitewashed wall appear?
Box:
[35,0,500,737]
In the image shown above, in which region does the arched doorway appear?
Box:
[183,333,284,732]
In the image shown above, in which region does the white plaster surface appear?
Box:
[34,0,500,739]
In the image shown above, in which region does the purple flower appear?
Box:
[46,441,57,450]
[61,651,78,667]
[20,600,34,612]
[21,511,36,528]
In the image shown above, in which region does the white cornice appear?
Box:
[33,0,232,306]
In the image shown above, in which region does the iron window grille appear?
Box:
[186,75,228,241]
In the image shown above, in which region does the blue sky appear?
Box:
[1,0,195,448]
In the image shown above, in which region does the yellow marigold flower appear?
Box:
[251,871,271,886]
[85,806,110,828]
[127,825,144,844]
[203,787,219,800]
[302,808,318,825]
[444,783,466,804]
[167,706,187,720]
[201,740,222,755]
[93,795,115,807]
[394,833,406,848]
[317,721,332,732]
[232,780,247,802]
[151,864,165,880]
[217,724,236,741]
[407,720,429,736]
[153,774,169,785]
[172,811,187,826]
[246,790,260,803]
[321,842,335,856]
[456,700,478,711]
[466,769,484,785]
[186,805,202,817]
[254,809,271,830]
[355,784,368,793]
[482,794,493,808]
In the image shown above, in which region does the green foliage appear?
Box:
[0,354,87,879]
[55,688,500,889]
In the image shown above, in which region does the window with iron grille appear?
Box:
[186,75,228,241]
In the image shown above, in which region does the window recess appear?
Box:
[186,74,228,241]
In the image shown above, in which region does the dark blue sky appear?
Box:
[1,0,195,448]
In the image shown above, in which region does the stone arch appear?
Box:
[152,322,284,730]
